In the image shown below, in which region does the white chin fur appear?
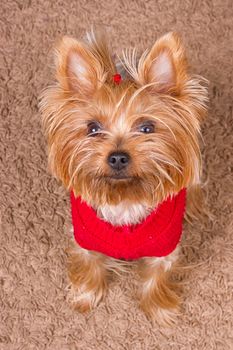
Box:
[97,201,153,226]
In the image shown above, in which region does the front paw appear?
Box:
[139,277,181,325]
[140,299,180,326]
[67,282,106,313]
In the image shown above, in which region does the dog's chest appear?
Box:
[97,202,153,226]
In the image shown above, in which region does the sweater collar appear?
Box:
[71,188,186,236]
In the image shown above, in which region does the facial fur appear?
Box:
[40,32,208,209]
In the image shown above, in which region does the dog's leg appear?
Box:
[67,242,110,312]
[137,248,181,325]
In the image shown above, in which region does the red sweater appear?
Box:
[70,189,186,260]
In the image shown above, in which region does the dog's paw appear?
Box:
[141,302,180,326]
[67,283,105,313]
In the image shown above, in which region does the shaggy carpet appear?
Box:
[1,0,232,349]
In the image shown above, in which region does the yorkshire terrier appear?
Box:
[40,31,208,324]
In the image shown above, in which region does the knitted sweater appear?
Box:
[70,189,186,260]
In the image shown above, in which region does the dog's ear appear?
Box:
[138,32,187,95]
[54,36,106,96]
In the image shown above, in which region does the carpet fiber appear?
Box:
[1,1,233,349]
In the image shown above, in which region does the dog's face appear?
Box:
[40,32,208,207]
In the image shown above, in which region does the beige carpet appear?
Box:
[1,1,233,349]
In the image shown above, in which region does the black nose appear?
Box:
[107,152,130,170]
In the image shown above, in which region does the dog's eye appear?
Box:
[87,122,101,136]
[139,123,155,134]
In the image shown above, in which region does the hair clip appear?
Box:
[113,73,122,85]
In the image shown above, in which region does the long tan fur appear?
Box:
[40,31,208,324]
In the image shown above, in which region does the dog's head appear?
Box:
[40,32,208,207]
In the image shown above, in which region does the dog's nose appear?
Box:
[107,152,130,170]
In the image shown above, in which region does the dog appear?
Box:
[40,31,208,324]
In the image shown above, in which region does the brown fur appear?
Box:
[40,31,208,208]
[137,254,181,325]
[67,241,129,312]
[40,31,208,324]
[67,243,108,312]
